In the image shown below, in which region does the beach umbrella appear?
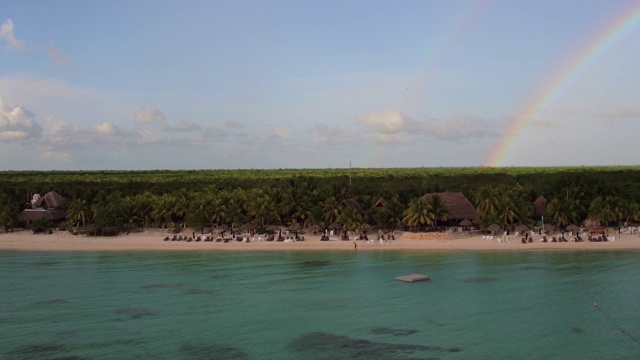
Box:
[287,223,302,232]
[238,223,254,231]
[486,223,502,233]
[266,225,281,232]
[328,222,342,231]
[459,219,473,227]
[360,223,372,231]
[515,224,530,233]
[307,224,322,231]
[565,224,579,231]
[216,224,229,231]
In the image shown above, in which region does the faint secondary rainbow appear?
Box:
[484,2,640,167]
[362,0,486,168]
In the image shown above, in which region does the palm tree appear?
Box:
[120,198,141,234]
[336,206,362,231]
[66,198,90,227]
[547,196,584,227]
[0,194,18,233]
[208,196,228,228]
[246,189,280,227]
[321,196,342,225]
[588,196,615,226]
[402,197,430,231]
[428,194,449,227]
[474,186,500,220]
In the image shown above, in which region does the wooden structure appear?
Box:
[396,274,431,283]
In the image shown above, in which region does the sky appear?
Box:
[1,0,639,170]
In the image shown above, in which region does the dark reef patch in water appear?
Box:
[462,277,496,283]
[299,260,331,268]
[114,307,157,319]
[183,289,216,295]
[290,331,461,359]
[571,327,585,334]
[141,284,176,289]
[181,342,250,360]
[32,261,63,267]
[9,343,85,360]
[31,299,71,307]
[371,327,418,336]
[520,265,549,271]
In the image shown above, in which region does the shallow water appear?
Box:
[1,250,639,359]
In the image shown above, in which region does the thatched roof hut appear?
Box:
[422,192,480,221]
[20,208,67,222]
[373,198,388,209]
[341,197,364,216]
[35,191,66,209]
[20,191,67,222]
[486,223,502,233]
[533,195,547,218]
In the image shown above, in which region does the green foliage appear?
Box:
[29,217,54,234]
[93,203,121,228]
[3,166,640,231]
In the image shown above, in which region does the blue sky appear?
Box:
[1,0,639,170]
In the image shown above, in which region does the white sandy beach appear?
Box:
[1,229,639,252]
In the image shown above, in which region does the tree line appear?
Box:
[1,167,639,234]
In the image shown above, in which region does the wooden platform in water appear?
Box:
[396,274,431,283]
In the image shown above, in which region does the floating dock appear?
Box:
[396,274,431,283]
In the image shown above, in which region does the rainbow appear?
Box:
[484,2,640,167]
[363,1,487,168]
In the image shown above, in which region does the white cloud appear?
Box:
[89,121,120,136]
[408,114,496,141]
[202,127,227,139]
[354,109,495,141]
[36,146,71,162]
[314,124,357,145]
[356,110,407,134]
[44,114,65,134]
[0,19,25,52]
[274,127,291,138]
[225,120,244,129]
[589,107,640,120]
[46,42,69,68]
[0,97,42,141]
[165,121,202,132]
[135,105,166,125]
[138,129,164,144]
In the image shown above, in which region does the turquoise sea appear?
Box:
[1,250,639,359]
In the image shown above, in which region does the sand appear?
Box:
[1,229,639,252]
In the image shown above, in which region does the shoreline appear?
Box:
[1,229,639,253]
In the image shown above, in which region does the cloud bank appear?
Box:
[0,19,25,52]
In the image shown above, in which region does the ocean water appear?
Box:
[1,250,639,360]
